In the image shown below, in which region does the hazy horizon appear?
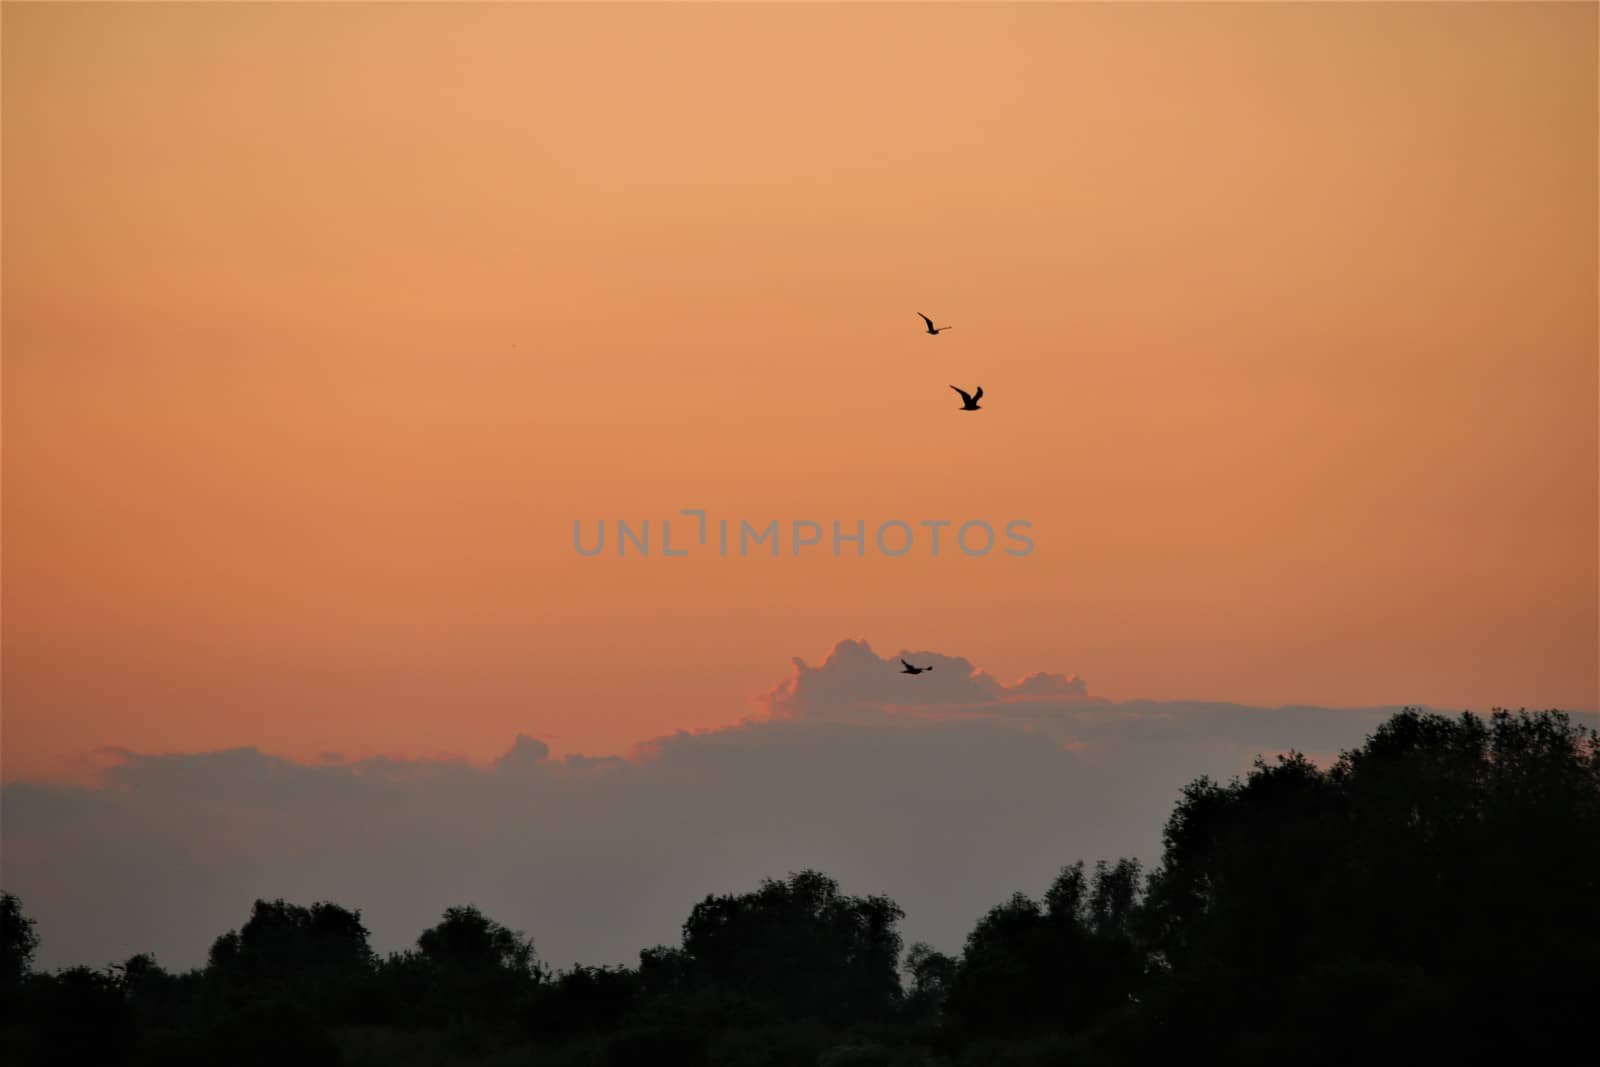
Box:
[6,635,1597,974]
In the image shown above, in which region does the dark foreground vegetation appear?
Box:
[3,708,1596,1066]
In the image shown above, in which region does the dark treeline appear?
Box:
[3,708,1596,1066]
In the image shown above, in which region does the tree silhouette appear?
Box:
[636,944,695,1000]
[943,859,1146,1040]
[1138,708,1600,1062]
[206,898,375,1022]
[681,869,905,1024]
[934,857,1152,1043]
[110,953,203,1038]
[523,964,639,1040]
[0,893,39,998]
[392,904,543,1027]
[902,941,957,1020]
[7,966,136,1066]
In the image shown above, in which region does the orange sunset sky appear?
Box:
[4,1,1597,784]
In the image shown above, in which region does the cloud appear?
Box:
[5,638,1583,976]
[493,734,551,775]
[763,638,1090,719]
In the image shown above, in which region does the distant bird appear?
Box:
[950,385,983,411]
[900,659,933,675]
[918,313,953,336]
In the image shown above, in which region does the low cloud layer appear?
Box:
[7,639,1578,974]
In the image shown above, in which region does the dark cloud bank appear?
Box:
[7,639,1585,973]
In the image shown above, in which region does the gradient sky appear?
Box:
[4,1,1597,784]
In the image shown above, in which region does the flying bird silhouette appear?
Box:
[918,313,952,335]
[900,659,932,675]
[950,385,983,411]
